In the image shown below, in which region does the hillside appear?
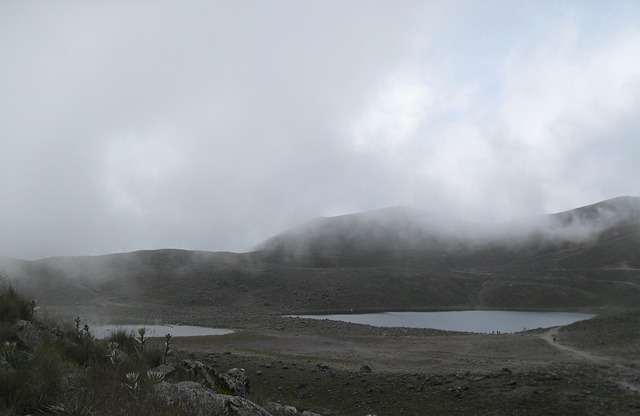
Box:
[259,196,640,268]
[2,196,639,316]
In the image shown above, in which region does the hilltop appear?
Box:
[1,196,638,317]
[259,196,640,267]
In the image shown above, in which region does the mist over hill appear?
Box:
[1,196,639,314]
[259,196,640,267]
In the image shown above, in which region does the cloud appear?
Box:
[1,1,640,259]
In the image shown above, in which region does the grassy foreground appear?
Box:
[0,284,192,415]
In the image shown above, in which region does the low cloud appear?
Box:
[1,1,639,259]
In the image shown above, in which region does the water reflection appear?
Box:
[292,311,594,333]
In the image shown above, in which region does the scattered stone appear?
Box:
[502,368,512,374]
[545,372,562,381]
[13,320,42,349]
[360,365,372,374]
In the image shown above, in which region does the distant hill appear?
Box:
[256,206,481,267]
[2,196,639,315]
[258,196,640,268]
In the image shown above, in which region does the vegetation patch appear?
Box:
[0,285,240,415]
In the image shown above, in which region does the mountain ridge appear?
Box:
[2,196,639,314]
[258,196,640,266]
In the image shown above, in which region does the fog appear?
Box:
[2,1,640,260]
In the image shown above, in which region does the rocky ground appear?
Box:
[43,303,640,416]
[172,326,640,415]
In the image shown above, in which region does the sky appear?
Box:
[1,1,640,260]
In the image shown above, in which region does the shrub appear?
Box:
[107,329,138,352]
[61,329,108,367]
[0,284,35,325]
[0,286,192,415]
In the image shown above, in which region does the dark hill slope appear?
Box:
[258,196,640,269]
[2,197,639,314]
[258,206,482,267]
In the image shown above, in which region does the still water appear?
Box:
[293,311,594,333]
[89,324,234,339]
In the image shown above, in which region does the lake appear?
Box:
[88,324,234,339]
[292,311,595,333]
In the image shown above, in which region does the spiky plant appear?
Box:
[136,328,147,357]
[106,342,123,367]
[146,370,165,385]
[125,371,140,393]
[163,333,172,364]
[1,341,16,365]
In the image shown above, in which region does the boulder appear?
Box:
[225,367,250,397]
[182,360,250,398]
[265,403,297,415]
[545,372,562,381]
[265,403,314,416]
[282,405,297,416]
[13,320,42,349]
[360,365,372,374]
[154,381,271,416]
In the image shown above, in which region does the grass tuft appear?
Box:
[0,285,193,415]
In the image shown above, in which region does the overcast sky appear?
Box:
[1,1,639,260]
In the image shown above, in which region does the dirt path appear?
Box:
[541,328,640,393]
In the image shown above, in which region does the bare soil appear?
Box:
[42,303,640,415]
[167,314,640,415]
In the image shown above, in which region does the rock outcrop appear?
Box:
[182,360,250,398]
[154,381,271,416]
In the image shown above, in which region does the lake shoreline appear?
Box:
[288,310,595,334]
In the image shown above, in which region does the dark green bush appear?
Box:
[108,328,138,352]
[0,286,193,415]
[0,284,34,325]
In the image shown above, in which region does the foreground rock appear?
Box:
[12,320,42,349]
[265,402,321,416]
[182,360,251,398]
[155,381,271,416]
